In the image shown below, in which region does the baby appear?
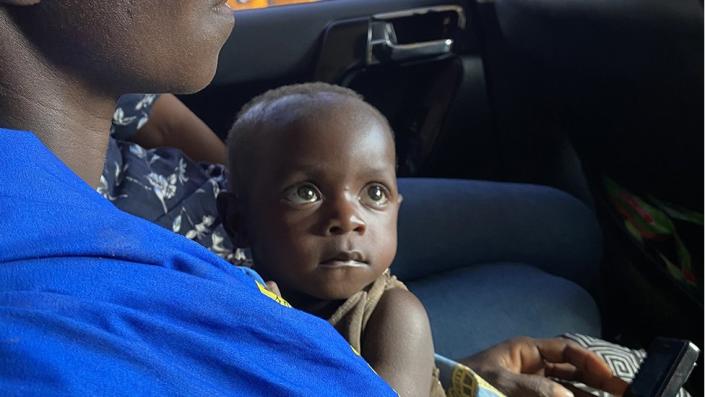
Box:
[218,83,444,397]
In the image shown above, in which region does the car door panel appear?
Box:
[182,0,502,181]
[213,0,466,86]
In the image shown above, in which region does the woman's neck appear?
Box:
[0,21,115,189]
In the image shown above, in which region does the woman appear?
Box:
[0,1,393,395]
[0,1,627,396]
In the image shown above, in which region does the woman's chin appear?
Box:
[168,65,219,95]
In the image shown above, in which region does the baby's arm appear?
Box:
[362,288,435,397]
[132,94,227,164]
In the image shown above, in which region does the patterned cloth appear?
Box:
[562,333,691,397]
[110,94,159,140]
[101,94,237,261]
[603,177,702,299]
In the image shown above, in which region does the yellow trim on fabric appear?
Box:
[256,281,292,307]
[447,364,506,397]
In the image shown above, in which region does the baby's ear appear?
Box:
[0,0,42,5]
[217,191,249,247]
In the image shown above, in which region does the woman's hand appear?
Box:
[461,337,629,397]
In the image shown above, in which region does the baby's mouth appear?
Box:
[319,251,368,268]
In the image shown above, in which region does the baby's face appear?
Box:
[241,98,400,300]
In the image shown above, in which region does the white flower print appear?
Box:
[210,179,220,198]
[125,175,151,191]
[135,94,158,111]
[185,215,215,240]
[136,116,149,130]
[129,143,147,159]
[234,248,247,262]
[149,153,161,165]
[146,172,177,214]
[113,161,129,187]
[112,107,137,126]
[172,214,183,233]
[176,158,189,184]
[96,175,111,200]
[229,248,251,264]
[210,232,230,256]
[210,234,238,261]
[96,174,128,202]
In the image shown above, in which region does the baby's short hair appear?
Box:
[226,82,393,193]
[233,82,365,124]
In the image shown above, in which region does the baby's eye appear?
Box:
[361,184,390,208]
[284,183,321,205]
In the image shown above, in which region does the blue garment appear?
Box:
[393,178,602,359]
[0,129,394,396]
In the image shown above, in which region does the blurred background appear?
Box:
[226,0,318,11]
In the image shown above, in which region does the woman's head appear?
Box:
[0,0,234,95]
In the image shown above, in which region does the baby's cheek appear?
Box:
[375,224,397,259]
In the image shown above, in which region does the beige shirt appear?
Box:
[328,271,446,397]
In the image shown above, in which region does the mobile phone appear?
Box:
[624,337,700,397]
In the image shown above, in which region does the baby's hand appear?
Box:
[264,281,282,298]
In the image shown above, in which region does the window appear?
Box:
[226,0,320,11]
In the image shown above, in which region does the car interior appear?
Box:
[179,0,703,393]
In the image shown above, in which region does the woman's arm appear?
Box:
[362,288,435,397]
[131,94,228,164]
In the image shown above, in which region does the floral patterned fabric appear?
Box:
[100,94,237,261]
[110,94,159,141]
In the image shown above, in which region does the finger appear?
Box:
[544,362,579,380]
[532,338,589,365]
[545,363,628,396]
[507,372,576,397]
[265,280,281,297]
[533,338,611,377]
[562,344,628,395]
[559,381,608,397]
[535,339,628,395]
[595,375,629,396]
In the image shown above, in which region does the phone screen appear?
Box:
[630,347,674,396]
[626,338,699,397]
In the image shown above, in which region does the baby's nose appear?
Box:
[326,197,366,235]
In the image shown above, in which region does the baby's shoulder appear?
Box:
[371,287,430,331]
[362,286,434,373]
